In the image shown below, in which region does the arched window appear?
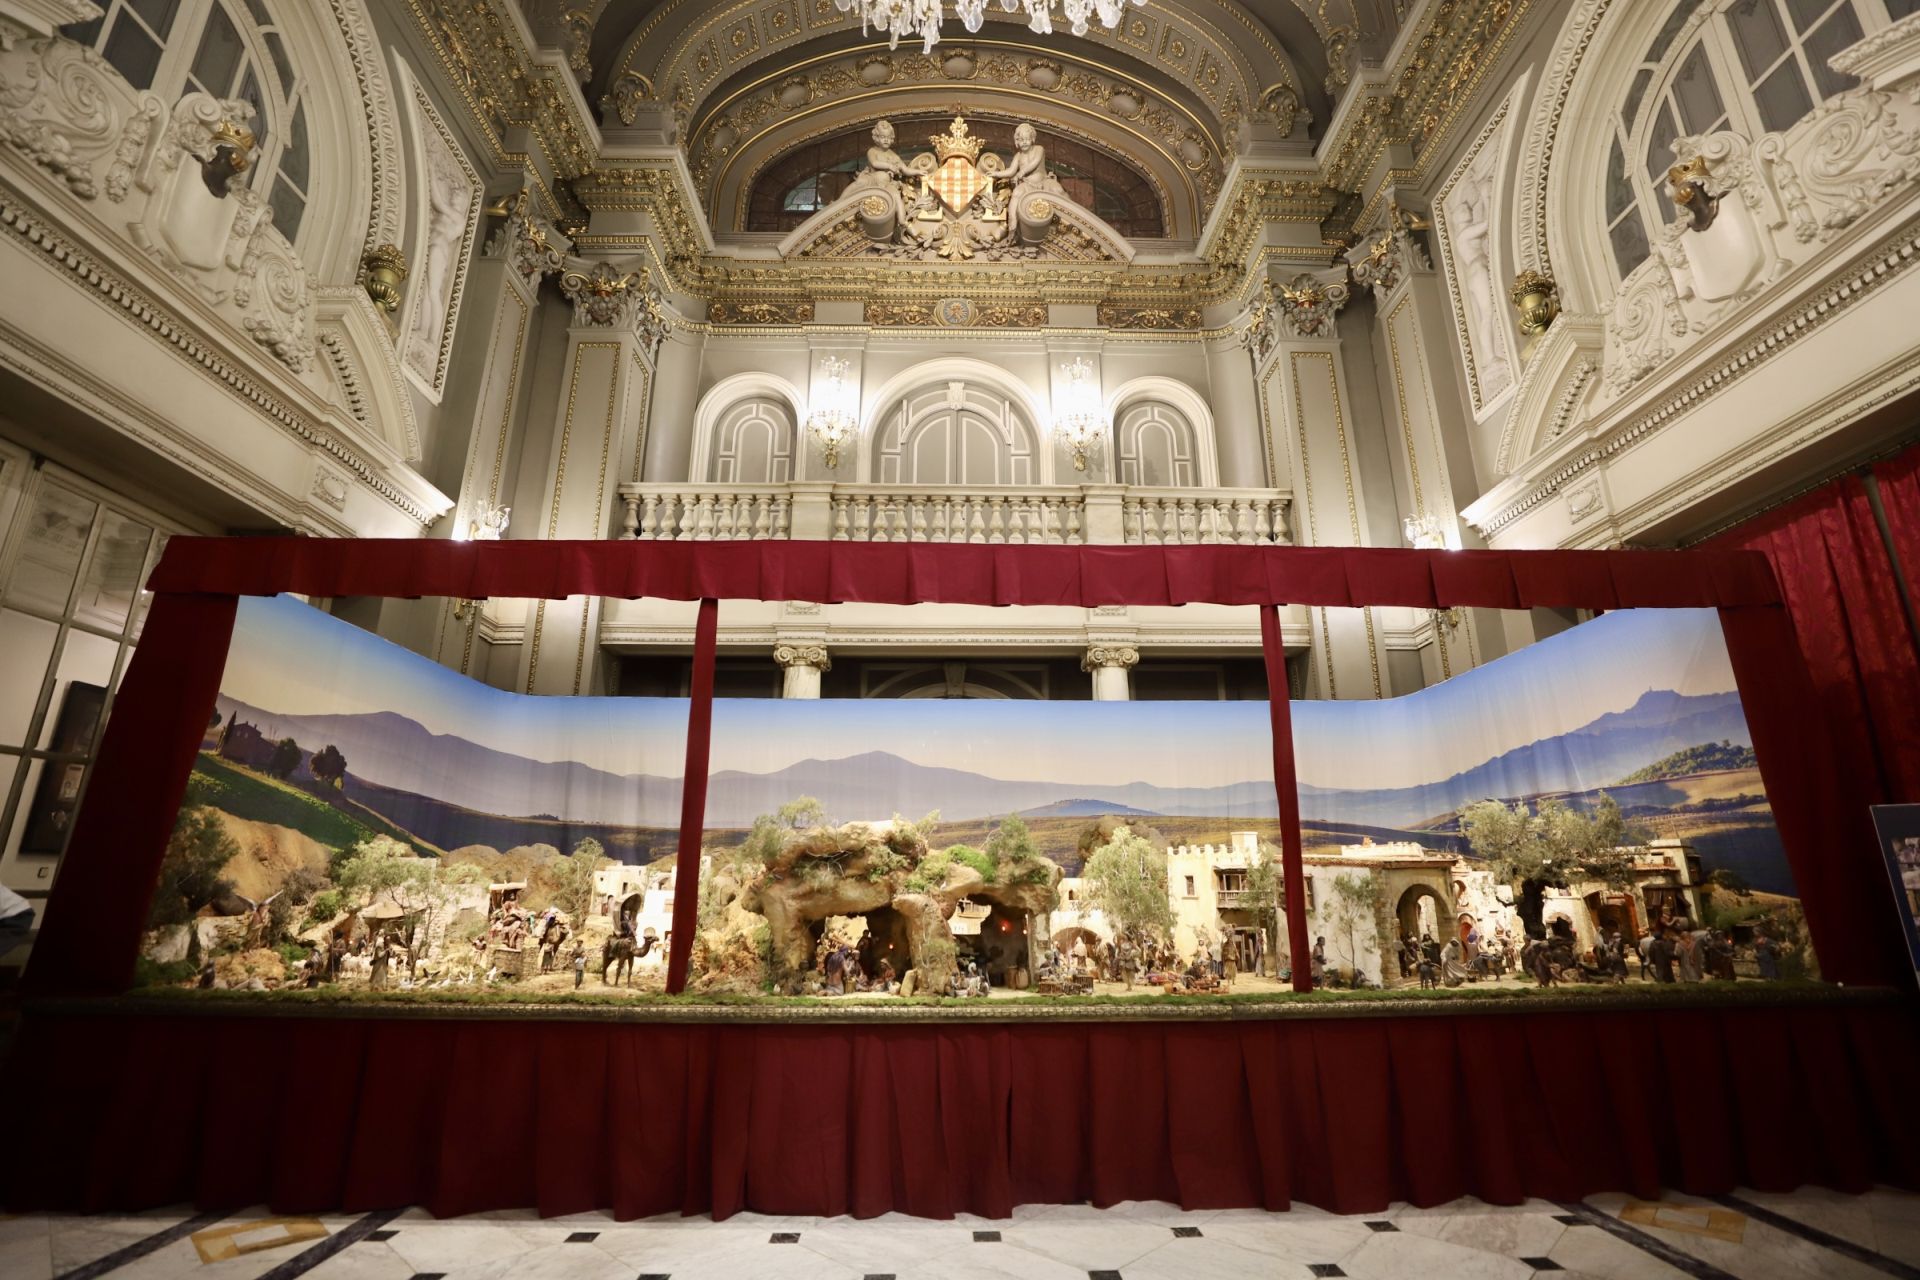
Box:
[1114,402,1198,487]
[708,397,796,484]
[873,382,1038,486]
[1601,0,1910,281]
[64,0,313,245]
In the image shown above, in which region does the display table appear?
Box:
[6,988,1914,1220]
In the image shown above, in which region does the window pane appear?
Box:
[1672,44,1727,134]
[101,20,165,91]
[1610,211,1652,279]
[1728,0,1791,81]
[1646,101,1680,187]
[74,514,153,633]
[1804,7,1864,99]
[237,66,268,154]
[1648,0,1711,63]
[6,483,96,615]
[190,3,246,98]
[1890,0,1920,18]
[1784,0,1836,34]
[1624,67,1654,131]
[59,14,105,43]
[1754,59,1814,131]
[1606,138,1633,220]
[268,178,305,242]
[129,0,181,38]
[0,610,58,749]
[244,0,273,25]
[279,101,308,190]
[264,30,294,93]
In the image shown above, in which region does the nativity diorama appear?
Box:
[133,597,1817,1008]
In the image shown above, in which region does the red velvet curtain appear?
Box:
[8,1005,1915,1218]
[1874,447,1920,607]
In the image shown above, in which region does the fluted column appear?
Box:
[1347,203,1490,681]
[1250,269,1386,699]
[1082,645,1138,701]
[774,643,831,699]
[519,261,671,696]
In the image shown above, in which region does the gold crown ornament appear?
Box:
[931,115,985,163]
[209,119,256,170]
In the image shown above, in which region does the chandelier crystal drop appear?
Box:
[806,356,859,469]
[833,0,1145,54]
[1051,357,1108,473]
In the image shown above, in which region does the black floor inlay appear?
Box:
[1364,1220,1398,1232]
[770,1232,801,1244]
[565,1232,600,1243]
[863,1274,896,1279]
[1552,1202,1741,1280]
[1711,1193,1920,1280]
[1171,1225,1202,1237]
[1089,1271,1123,1280]
[636,1273,671,1279]
[1552,1213,1586,1226]
[973,1230,1001,1242]
[252,1209,407,1280]
[1521,1260,1563,1272]
[408,1274,445,1280]
[51,1209,227,1280]
[1307,1266,1347,1278]
[366,1230,399,1243]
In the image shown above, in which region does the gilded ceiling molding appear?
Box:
[1096,304,1202,330]
[865,300,1047,327]
[613,0,1291,148]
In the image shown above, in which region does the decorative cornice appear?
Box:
[1472,223,1920,536]
[0,188,443,527]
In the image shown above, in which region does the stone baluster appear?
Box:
[637,492,660,539]
[830,496,851,540]
[750,494,772,538]
[1065,501,1084,544]
[909,495,928,541]
[693,493,717,540]
[987,496,1008,543]
[966,498,987,544]
[1177,499,1199,544]
[852,498,872,541]
[620,494,640,540]
[1199,499,1221,544]
[714,492,737,540]
[1252,500,1273,544]
[1272,499,1293,545]
[772,493,793,537]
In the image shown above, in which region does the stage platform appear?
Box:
[6,987,1915,1222]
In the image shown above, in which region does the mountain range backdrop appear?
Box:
[194,600,1795,895]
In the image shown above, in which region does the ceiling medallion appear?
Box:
[831,0,1148,55]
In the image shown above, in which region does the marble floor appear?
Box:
[7,1186,1918,1280]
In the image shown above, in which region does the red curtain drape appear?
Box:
[7,1004,1915,1218]
[23,593,239,997]
[1874,446,1920,606]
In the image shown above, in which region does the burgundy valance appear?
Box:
[146,538,1783,610]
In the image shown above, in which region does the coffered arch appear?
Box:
[588,0,1327,154]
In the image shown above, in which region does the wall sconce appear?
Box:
[1509,269,1560,337]
[362,244,409,313]
[1051,357,1108,472]
[469,504,510,541]
[805,355,857,468]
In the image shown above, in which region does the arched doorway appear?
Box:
[1396,885,1445,948]
[872,381,1039,486]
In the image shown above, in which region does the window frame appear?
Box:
[1601,0,1898,284]
[65,0,312,246]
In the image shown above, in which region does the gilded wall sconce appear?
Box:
[1510,269,1560,337]
[362,244,409,313]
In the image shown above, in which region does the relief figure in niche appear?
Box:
[1443,140,1513,404]
[403,121,476,383]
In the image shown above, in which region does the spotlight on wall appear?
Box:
[1051,357,1108,473]
[806,355,858,468]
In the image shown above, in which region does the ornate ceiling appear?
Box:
[581,1,1375,237]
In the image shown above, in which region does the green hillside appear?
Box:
[1620,740,1757,784]
[186,752,433,855]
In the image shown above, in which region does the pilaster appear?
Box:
[519,261,669,697]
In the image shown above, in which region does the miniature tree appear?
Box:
[1321,870,1385,986]
[266,737,301,780]
[1245,840,1285,976]
[308,744,348,789]
[550,836,608,929]
[1081,824,1175,942]
[1460,793,1637,939]
[148,807,239,927]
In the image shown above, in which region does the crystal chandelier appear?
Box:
[806,356,859,468]
[1051,357,1108,472]
[833,0,1146,54]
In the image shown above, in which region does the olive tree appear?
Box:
[1460,793,1637,939]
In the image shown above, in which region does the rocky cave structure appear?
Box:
[703,819,1061,995]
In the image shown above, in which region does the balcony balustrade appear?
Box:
[615,482,1292,546]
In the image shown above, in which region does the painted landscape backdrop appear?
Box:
[180,598,1797,917]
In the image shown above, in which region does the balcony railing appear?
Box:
[615,482,1292,546]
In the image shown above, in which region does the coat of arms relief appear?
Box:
[836,115,1071,261]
